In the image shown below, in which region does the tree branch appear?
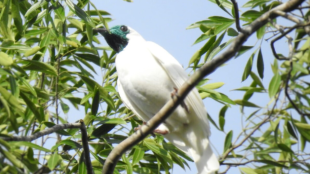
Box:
[1,123,81,141]
[285,61,310,117]
[80,120,94,174]
[270,24,297,60]
[101,0,306,173]
[231,0,246,33]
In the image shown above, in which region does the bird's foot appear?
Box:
[171,87,189,113]
[134,122,169,135]
[134,122,147,132]
[153,129,169,135]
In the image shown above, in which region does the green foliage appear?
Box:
[0,0,309,174]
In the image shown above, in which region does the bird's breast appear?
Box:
[116,47,174,115]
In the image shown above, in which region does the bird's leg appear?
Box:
[171,87,189,113]
[134,121,147,132]
[134,122,169,135]
[153,129,169,135]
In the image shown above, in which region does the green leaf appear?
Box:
[295,122,310,130]
[51,140,82,152]
[293,62,309,74]
[286,122,298,140]
[193,28,214,45]
[209,92,236,105]
[24,46,42,57]
[250,72,265,88]
[242,53,254,81]
[78,152,87,174]
[65,0,94,27]
[0,147,24,168]
[20,92,43,121]
[197,87,221,98]
[201,82,224,89]
[40,30,52,47]
[227,28,238,36]
[214,0,232,17]
[208,38,234,60]
[239,167,257,174]
[25,0,46,17]
[100,118,126,125]
[205,31,226,61]
[189,35,216,66]
[278,143,294,153]
[257,25,266,39]
[0,86,24,112]
[234,100,260,107]
[60,101,69,114]
[257,49,264,79]
[236,46,253,58]
[25,29,49,37]
[48,153,61,170]
[143,139,172,164]
[80,91,94,104]
[224,130,233,152]
[22,60,57,76]
[241,10,263,20]
[68,18,84,31]
[122,154,133,174]
[0,52,13,66]
[219,105,228,131]
[91,88,100,116]
[9,141,50,152]
[132,147,144,165]
[268,73,281,98]
[208,113,220,131]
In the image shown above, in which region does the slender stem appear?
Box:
[1,123,81,141]
[80,120,93,174]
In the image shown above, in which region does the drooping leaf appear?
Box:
[268,73,281,98]
[242,53,255,81]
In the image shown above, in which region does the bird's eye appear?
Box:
[120,25,128,32]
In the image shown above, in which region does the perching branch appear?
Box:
[101,0,306,173]
[1,123,81,141]
[231,0,246,33]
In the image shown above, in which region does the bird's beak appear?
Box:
[94,27,109,36]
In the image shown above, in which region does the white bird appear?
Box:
[95,25,219,174]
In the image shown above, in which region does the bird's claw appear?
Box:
[134,122,169,135]
[171,87,189,113]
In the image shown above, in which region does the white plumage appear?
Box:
[97,25,219,174]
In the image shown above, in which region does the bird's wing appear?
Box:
[117,78,155,122]
[146,41,211,136]
[146,41,218,173]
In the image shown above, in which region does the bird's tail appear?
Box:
[164,124,219,174]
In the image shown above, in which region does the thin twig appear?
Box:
[80,120,93,174]
[1,123,81,141]
[231,0,247,33]
[271,25,298,60]
[101,0,306,173]
[56,57,61,142]
[274,10,303,24]
[285,61,310,117]
[221,87,283,163]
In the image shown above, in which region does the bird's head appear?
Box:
[94,25,130,53]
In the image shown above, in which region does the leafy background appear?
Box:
[0,0,310,173]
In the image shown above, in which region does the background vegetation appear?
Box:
[0,0,309,173]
